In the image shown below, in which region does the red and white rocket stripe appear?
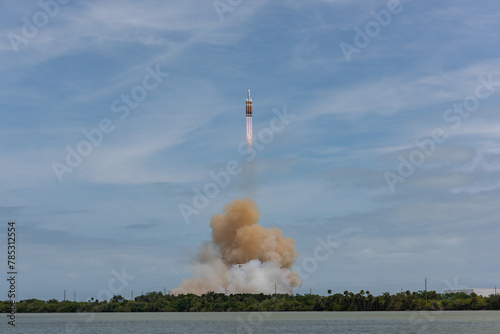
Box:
[246,89,252,147]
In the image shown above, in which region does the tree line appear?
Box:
[1,290,499,313]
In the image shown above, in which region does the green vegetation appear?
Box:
[1,291,499,312]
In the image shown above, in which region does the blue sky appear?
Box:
[1,0,499,300]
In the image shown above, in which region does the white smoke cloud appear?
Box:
[172,198,301,295]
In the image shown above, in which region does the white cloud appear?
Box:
[305,58,500,119]
[0,0,260,70]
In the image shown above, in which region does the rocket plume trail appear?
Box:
[246,89,253,147]
[242,89,257,197]
[246,117,252,147]
[172,198,301,295]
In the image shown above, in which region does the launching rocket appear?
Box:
[246,89,252,117]
[246,89,253,146]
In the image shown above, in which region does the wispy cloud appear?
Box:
[305,59,500,119]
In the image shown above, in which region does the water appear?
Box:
[1,311,499,333]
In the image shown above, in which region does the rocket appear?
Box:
[246,89,252,117]
[246,89,253,146]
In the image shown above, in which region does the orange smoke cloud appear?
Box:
[210,198,297,268]
[172,198,300,295]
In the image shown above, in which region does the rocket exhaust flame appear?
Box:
[246,117,252,147]
[246,89,252,147]
[172,198,301,295]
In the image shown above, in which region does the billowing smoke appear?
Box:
[172,198,300,295]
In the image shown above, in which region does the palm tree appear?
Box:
[367,292,373,310]
[343,290,350,309]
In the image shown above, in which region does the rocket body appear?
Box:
[246,89,253,146]
[246,89,252,117]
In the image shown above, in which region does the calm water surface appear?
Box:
[1,311,499,333]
